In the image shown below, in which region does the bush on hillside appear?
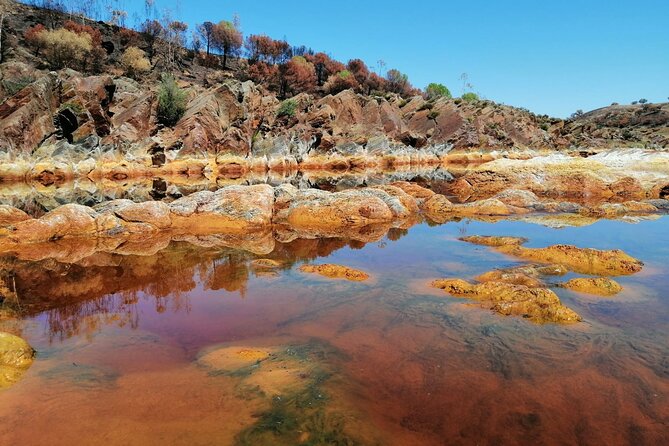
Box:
[157,74,188,127]
[424,83,452,101]
[461,92,480,102]
[37,28,92,69]
[120,46,151,78]
[276,99,297,118]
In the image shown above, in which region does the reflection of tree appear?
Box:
[0,226,408,340]
[203,254,251,297]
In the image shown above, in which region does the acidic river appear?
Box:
[0,216,668,445]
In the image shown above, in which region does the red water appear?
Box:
[0,217,668,445]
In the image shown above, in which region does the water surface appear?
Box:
[0,217,667,445]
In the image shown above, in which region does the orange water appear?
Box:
[0,217,668,445]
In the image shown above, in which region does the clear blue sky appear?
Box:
[123,0,668,117]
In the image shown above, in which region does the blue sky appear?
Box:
[123,0,668,117]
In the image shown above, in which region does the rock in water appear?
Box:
[431,279,581,324]
[299,264,369,281]
[562,277,623,296]
[460,236,643,276]
[0,332,35,389]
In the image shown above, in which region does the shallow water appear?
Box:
[0,217,668,445]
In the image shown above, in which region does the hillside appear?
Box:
[0,0,667,173]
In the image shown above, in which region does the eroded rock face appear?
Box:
[562,277,623,296]
[0,332,35,389]
[299,264,369,281]
[431,279,581,324]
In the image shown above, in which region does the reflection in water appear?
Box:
[0,166,454,217]
[0,218,668,445]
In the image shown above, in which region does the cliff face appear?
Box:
[3,67,667,163]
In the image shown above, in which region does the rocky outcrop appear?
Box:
[431,279,581,324]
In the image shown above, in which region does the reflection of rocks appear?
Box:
[299,264,369,281]
[460,236,644,276]
[431,279,581,324]
[0,332,35,389]
[561,277,623,297]
[448,150,669,202]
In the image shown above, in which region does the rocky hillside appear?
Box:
[0,1,667,166]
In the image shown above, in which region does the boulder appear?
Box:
[115,201,172,229]
[8,204,98,242]
[170,184,274,232]
[274,188,395,230]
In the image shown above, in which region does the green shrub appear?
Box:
[157,73,187,127]
[398,99,409,108]
[424,83,452,100]
[276,99,297,118]
[418,102,434,111]
[427,110,440,120]
[461,92,479,102]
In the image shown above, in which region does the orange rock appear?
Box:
[390,181,435,199]
[431,279,581,323]
[115,201,172,230]
[461,236,643,276]
[562,277,623,296]
[475,264,567,288]
[299,263,369,281]
[8,204,98,243]
[0,206,31,227]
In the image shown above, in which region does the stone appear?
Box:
[0,332,35,389]
[115,201,172,230]
[8,204,98,242]
[299,264,369,281]
[461,236,644,276]
[276,188,395,230]
[431,279,581,323]
[476,264,567,288]
[562,277,623,296]
[0,206,31,227]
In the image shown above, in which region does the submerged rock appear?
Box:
[431,279,581,324]
[299,263,369,281]
[561,277,623,296]
[0,332,35,389]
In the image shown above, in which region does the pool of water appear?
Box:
[0,217,667,445]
